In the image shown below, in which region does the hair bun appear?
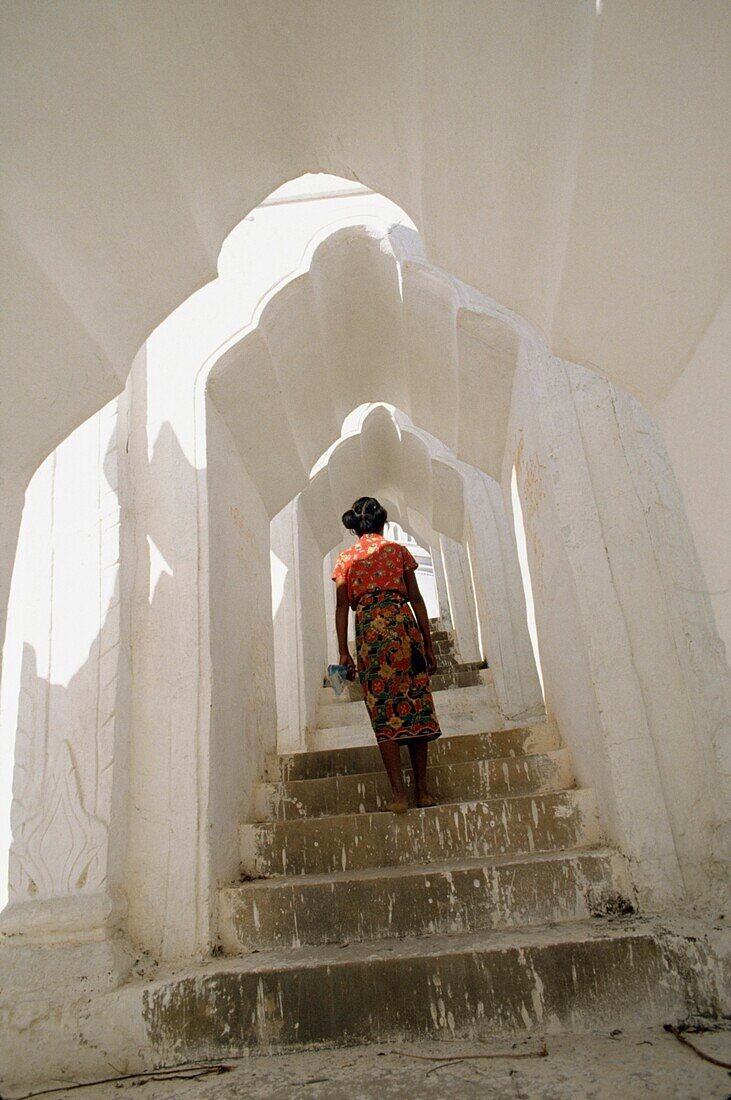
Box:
[342,496,387,536]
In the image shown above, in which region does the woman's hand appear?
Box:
[340,651,356,681]
[424,645,437,677]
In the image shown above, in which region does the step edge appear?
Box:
[221,844,625,894]
[243,785,596,834]
[270,724,556,769]
[262,747,571,792]
[184,916,664,980]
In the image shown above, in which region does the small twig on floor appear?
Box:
[6,1062,235,1100]
[389,1041,548,1064]
[424,1059,466,1076]
[664,1024,731,1070]
[423,1057,509,1078]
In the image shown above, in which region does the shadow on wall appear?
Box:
[123,365,277,955]
[0,403,127,914]
[1,354,278,956]
[510,465,543,693]
[9,637,115,904]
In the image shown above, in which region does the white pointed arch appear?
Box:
[206,220,527,523]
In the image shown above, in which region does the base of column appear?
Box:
[0,890,134,998]
[0,891,139,1089]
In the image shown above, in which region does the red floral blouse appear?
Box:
[332,534,418,609]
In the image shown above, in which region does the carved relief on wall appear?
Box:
[6,402,121,906]
[10,731,108,899]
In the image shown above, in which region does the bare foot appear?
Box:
[385,796,408,814]
[415,793,438,808]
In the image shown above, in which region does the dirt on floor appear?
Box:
[9,1024,731,1100]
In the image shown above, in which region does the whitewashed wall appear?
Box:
[207,401,277,891]
[439,536,480,663]
[656,290,731,664]
[0,401,128,972]
[505,344,731,910]
[463,468,544,724]
[271,497,326,753]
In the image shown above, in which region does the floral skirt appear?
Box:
[355,591,442,744]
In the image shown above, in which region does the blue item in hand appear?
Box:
[327,663,349,696]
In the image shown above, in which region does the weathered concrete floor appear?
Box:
[28,1025,730,1100]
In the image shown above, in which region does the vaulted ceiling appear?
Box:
[2,0,729,487]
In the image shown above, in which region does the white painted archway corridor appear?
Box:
[1,165,729,1086]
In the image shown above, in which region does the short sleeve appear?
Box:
[331,553,348,584]
[401,545,418,573]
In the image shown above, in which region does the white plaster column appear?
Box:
[271,497,327,754]
[0,466,28,904]
[271,498,305,754]
[323,550,340,667]
[655,291,731,662]
[0,467,26,686]
[297,508,329,734]
[0,402,131,992]
[206,398,278,893]
[325,536,357,655]
[439,535,481,663]
[123,351,213,960]
[429,542,453,630]
[460,467,544,724]
[505,343,731,910]
[613,390,731,873]
[122,342,279,962]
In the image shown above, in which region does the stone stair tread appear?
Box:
[241,788,600,876]
[273,724,559,779]
[270,746,569,787]
[227,844,618,891]
[138,916,710,1053]
[221,846,627,954]
[250,786,589,831]
[256,748,575,820]
[306,712,508,752]
[195,916,663,977]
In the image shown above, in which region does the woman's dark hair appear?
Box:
[342,496,388,537]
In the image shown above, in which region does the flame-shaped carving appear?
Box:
[11,740,108,899]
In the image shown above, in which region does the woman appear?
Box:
[332,497,442,813]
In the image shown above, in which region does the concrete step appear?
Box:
[312,687,506,750]
[255,748,574,820]
[143,919,708,1058]
[319,666,492,705]
[241,788,600,877]
[306,711,506,750]
[219,847,631,953]
[269,725,562,782]
[316,679,498,731]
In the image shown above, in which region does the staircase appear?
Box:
[138,649,724,1064]
[312,622,502,750]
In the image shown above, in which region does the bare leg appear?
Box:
[407,739,437,807]
[378,740,408,812]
